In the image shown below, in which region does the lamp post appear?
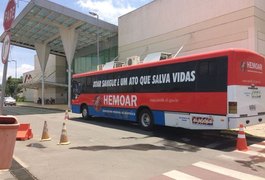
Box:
[9,59,17,78]
[89,11,100,65]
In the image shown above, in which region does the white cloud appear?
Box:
[17,64,34,76]
[1,63,34,82]
[77,0,135,25]
[0,19,3,35]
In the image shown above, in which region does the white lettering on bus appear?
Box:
[103,95,137,107]
[140,75,151,85]
[102,79,117,87]
[129,77,138,85]
[152,73,171,84]
[93,80,102,87]
[172,70,196,83]
[120,78,128,86]
[247,62,263,71]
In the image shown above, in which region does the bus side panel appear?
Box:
[73,92,227,117]
[99,92,227,115]
[88,106,137,122]
[137,92,227,115]
[88,106,165,125]
[72,104,81,113]
[152,110,165,125]
[164,112,228,129]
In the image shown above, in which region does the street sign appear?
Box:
[1,32,11,64]
[3,0,16,31]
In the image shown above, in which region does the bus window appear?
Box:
[196,57,227,92]
[72,79,82,99]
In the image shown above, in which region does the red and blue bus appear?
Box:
[71,49,265,130]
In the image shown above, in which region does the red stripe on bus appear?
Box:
[73,92,227,115]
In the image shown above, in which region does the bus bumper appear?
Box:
[228,114,265,129]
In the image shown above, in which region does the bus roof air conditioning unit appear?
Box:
[103,61,124,70]
[97,64,104,71]
[143,52,172,63]
[126,56,140,66]
[113,61,124,68]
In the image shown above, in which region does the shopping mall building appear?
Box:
[1,0,265,106]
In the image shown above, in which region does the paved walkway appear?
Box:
[17,102,68,111]
[1,102,69,179]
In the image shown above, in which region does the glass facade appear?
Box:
[74,46,118,74]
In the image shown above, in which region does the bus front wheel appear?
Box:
[138,109,154,130]
[81,105,89,120]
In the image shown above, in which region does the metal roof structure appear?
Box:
[0,0,118,108]
[0,0,118,57]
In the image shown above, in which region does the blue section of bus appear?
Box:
[72,105,165,126]
[72,105,80,113]
[152,111,165,126]
[89,106,137,121]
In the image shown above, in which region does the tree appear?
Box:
[5,76,23,98]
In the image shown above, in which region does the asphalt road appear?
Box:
[1,106,265,180]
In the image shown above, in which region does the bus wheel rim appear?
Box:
[141,113,151,127]
[82,108,87,117]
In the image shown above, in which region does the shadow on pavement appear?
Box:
[70,143,199,152]
[3,106,64,115]
[70,116,265,152]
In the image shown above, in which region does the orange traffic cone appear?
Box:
[64,110,69,120]
[236,124,248,151]
[58,122,70,145]
[40,121,51,141]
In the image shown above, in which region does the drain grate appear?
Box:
[10,159,38,180]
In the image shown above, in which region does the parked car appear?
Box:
[4,96,16,106]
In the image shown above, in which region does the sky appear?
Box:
[0,0,153,83]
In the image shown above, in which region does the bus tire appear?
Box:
[81,105,90,120]
[138,109,154,131]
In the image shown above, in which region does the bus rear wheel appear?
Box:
[138,109,154,130]
[81,105,89,120]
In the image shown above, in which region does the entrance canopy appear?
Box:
[0,0,118,108]
[0,0,118,56]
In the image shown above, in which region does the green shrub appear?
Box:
[16,96,25,102]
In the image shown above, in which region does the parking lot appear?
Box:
[1,105,265,180]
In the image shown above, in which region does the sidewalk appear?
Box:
[1,102,69,179]
[244,123,265,138]
[17,102,68,111]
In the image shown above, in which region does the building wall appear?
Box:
[22,54,67,103]
[22,86,37,102]
[256,1,265,55]
[31,54,67,84]
[118,0,265,61]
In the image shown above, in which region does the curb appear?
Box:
[18,105,65,112]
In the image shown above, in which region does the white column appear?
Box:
[35,43,50,106]
[59,28,78,109]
